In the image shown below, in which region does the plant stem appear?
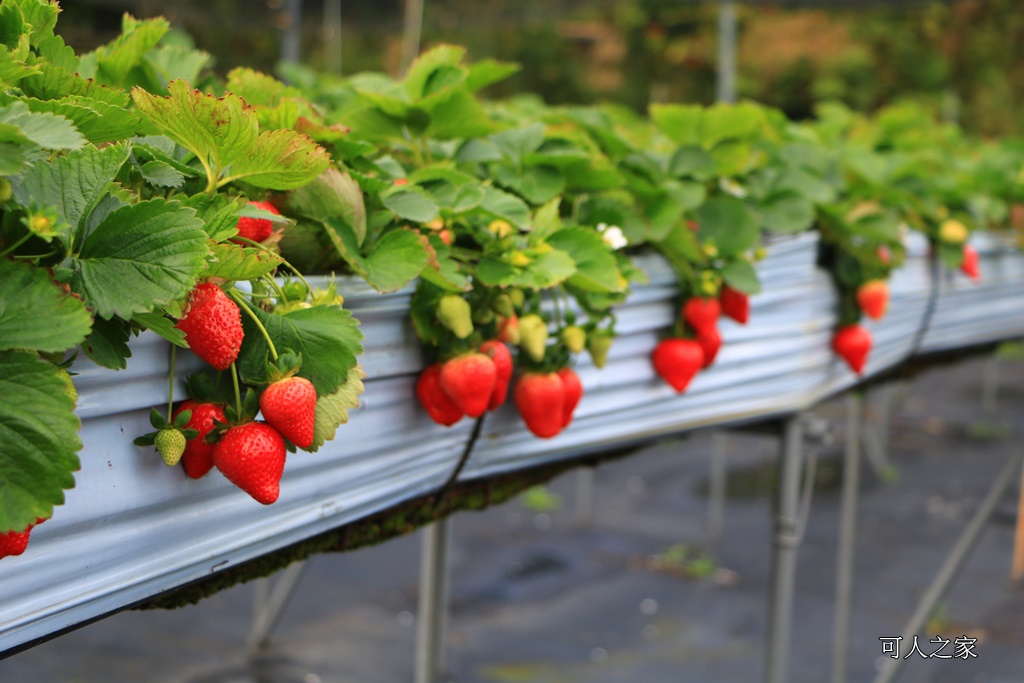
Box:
[261,274,289,303]
[230,362,242,416]
[166,345,177,419]
[233,236,314,295]
[0,232,32,259]
[228,288,279,361]
[550,288,563,329]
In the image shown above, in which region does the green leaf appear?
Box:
[0,350,80,535]
[131,80,332,191]
[177,192,245,242]
[423,89,493,140]
[83,16,169,87]
[695,196,759,256]
[405,45,466,100]
[381,187,440,223]
[476,250,576,289]
[20,62,130,107]
[10,0,60,46]
[420,239,470,292]
[131,311,188,348]
[492,124,545,161]
[70,198,210,319]
[12,142,131,237]
[238,303,364,396]
[547,227,624,293]
[0,101,86,150]
[497,164,565,205]
[759,191,815,233]
[649,104,702,146]
[309,365,366,452]
[465,59,520,91]
[657,223,704,271]
[12,95,142,144]
[669,145,716,179]
[479,186,530,228]
[286,167,367,245]
[0,50,41,85]
[721,259,762,295]
[145,44,212,89]
[324,218,429,293]
[701,103,765,147]
[203,241,284,280]
[0,259,92,353]
[532,197,563,239]
[81,315,131,369]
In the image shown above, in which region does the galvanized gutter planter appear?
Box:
[2,233,1023,654]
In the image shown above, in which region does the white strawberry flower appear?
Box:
[597,223,627,250]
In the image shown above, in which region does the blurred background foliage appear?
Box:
[63,0,1024,135]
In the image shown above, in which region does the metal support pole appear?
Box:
[246,561,309,653]
[708,431,729,538]
[763,415,805,683]
[873,446,1024,683]
[281,0,303,64]
[324,0,342,74]
[716,0,737,104]
[575,468,594,525]
[400,0,425,77]
[415,518,451,683]
[832,394,862,683]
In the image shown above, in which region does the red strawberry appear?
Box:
[480,340,513,411]
[876,245,892,266]
[440,353,497,418]
[514,372,566,439]
[0,517,46,560]
[683,297,721,334]
[233,200,280,243]
[497,314,520,344]
[557,367,583,428]
[416,364,464,426]
[696,327,722,368]
[260,376,317,448]
[961,244,981,280]
[173,400,227,479]
[652,338,704,393]
[176,283,244,371]
[213,421,287,505]
[856,280,889,320]
[720,286,750,325]
[832,325,872,375]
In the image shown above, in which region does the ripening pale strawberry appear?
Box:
[175,283,244,371]
[233,200,280,243]
[938,218,968,245]
[518,314,548,362]
[416,364,464,426]
[696,327,722,368]
[557,367,583,428]
[682,297,720,335]
[832,325,872,375]
[856,280,889,320]
[652,338,704,393]
[260,376,317,449]
[173,400,227,479]
[497,314,520,345]
[720,286,750,325]
[961,244,981,281]
[514,372,566,439]
[440,353,497,418]
[436,295,474,339]
[587,330,614,369]
[213,421,287,505]
[480,340,513,411]
[561,326,587,354]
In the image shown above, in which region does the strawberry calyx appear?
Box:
[262,349,303,384]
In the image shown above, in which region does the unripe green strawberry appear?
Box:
[561,325,586,354]
[508,288,525,309]
[176,283,244,371]
[518,314,548,362]
[0,177,11,204]
[491,294,515,319]
[436,295,474,339]
[260,376,316,449]
[587,331,614,369]
[155,428,187,467]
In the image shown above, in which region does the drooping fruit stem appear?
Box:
[233,236,313,296]
[230,362,242,416]
[228,288,279,361]
[166,344,177,419]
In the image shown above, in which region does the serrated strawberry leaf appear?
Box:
[308,365,366,452]
[9,95,141,144]
[82,316,131,369]
[0,50,40,85]
[323,217,429,293]
[79,15,169,88]
[202,241,284,280]
[0,259,92,353]
[11,142,131,240]
[20,62,131,107]
[285,167,366,245]
[478,186,531,229]
[476,250,576,289]
[131,311,188,348]
[0,100,86,150]
[0,350,80,534]
[546,227,625,293]
[237,302,364,396]
[69,198,209,319]
[382,187,440,223]
[176,192,246,242]
[131,80,332,191]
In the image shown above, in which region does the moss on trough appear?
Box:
[135,453,619,611]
